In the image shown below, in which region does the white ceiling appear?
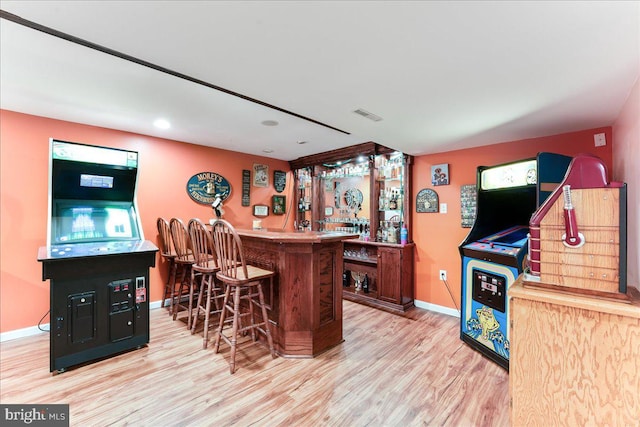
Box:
[1,1,638,161]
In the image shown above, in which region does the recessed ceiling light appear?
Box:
[261,120,279,126]
[153,118,171,129]
[263,148,274,153]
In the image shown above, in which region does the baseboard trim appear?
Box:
[2,298,456,342]
[0,299,170,343]
[414,299,460,318]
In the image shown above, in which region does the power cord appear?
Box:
[440,277,461,315]
[38,309,50,332]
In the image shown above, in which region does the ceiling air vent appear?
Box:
[353,108,383,122]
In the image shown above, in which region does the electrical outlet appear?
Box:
[439,270,447,281]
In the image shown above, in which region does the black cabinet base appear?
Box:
[38,241,157,373]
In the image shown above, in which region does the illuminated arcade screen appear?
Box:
[480,159,537,190]
[52,201,140,244]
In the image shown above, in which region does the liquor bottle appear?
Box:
[343,270,350,287]
[400,224,408,245]
[388,222,397,244]
[363,274,369,293]
[389,190,397,210]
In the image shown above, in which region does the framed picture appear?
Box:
[325,206,334,216]
[272,195,286,215]
[253,204,269,217]
[253,163,268,187]
[431,163,450,186]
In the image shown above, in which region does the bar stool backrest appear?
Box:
[211,219,249,281]
[188,218,218,269]
[156,217,174,258]
[169,218,192,263]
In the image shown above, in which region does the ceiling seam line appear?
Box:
[0,9,351,136]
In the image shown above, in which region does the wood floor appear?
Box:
[0,301,509,426]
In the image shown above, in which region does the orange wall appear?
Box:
[412,128,613,310]
[0,110,292,333]
[0,109,617,333]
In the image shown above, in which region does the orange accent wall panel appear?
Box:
[0,110,291,333]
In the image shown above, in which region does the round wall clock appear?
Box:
[416,188,438,213]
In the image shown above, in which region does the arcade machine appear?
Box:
[37,139,158,373]
[458,152,571,369]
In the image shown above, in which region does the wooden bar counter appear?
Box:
[234,228,357,358]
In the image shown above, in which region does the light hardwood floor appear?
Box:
[0,301,509,426]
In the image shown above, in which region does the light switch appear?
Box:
[594,133,606,147]
[440,203,447,214]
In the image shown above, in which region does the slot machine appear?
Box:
[458,152,571,369]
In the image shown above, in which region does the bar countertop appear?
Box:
[235,228,358,244]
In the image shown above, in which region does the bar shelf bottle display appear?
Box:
[289,142,414,314]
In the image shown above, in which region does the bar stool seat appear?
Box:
[211,219,276,374]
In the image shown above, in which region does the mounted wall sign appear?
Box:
[460,184,477,228]
[241,169,251,206]
[253,163,268,187]
[416,188,438,213]
[272,195,286,215]
[186,172,232,205]
[431,163,450,186]
[274,170,286,193]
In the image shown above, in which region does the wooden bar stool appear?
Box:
[157,218,178,314]
[188,218,224,349]
[169,218,197,328]
[211,219,276,374]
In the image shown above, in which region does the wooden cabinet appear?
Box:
[509,277,640,425]
[290,142,414,313]
[342,240,414,313]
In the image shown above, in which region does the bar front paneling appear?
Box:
[236,229,355,357]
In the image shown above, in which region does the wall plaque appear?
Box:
[416,188,438,213]
[253,163,268,187]
[272,195,286,215]
[460,184,477,228]
[186,172,231,205]
[274,170,286,193]
[242,169,251,206]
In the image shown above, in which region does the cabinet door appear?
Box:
[377,247,401,303]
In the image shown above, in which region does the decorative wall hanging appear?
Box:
[344,188,364,215]
[253,204,269,217]
[272,195,286,215]
[273,170,286,193]
[241,169,251,206]
[416,188,438,213]
[186,172,231,205]
[431,163,450,186]
[460,184,477,228]
[253,163,268,187]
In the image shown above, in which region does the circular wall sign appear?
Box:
[186,172,232,205]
